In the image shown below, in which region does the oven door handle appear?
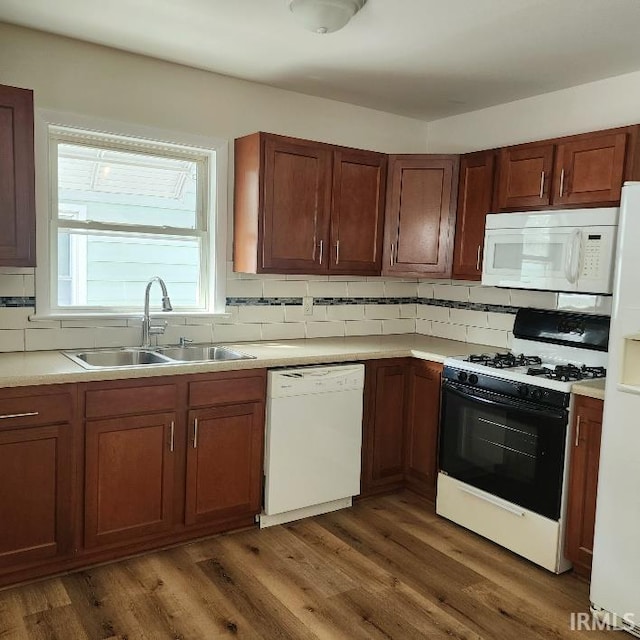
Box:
[443,381,567,422]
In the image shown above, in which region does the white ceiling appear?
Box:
[2,0,640,120]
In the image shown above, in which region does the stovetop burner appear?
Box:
[465,353,543,369]
[526,364,607,382]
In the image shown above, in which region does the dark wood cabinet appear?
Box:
[84,412,177,548]
[0,84,35,267]
[0,387,75,573]
[496,126,640,212]
[553,132,627,206]
[566,395,604,579]
[185,400,264,527]
[82,371,266,551]
[452,150,496,280]
[361,359,408,496]
[234,132,385,275]
[382,155,459,277]
[404,360,442,501]
[497,143,555,210]
[330,148,386,275]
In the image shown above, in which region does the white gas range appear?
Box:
[436,308,609,573]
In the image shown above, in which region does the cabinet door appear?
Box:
[452,151,496,280]
[361,360,408,496]
[330,149,386,275]
[404,361,442,501]
[84,412,176,548]
[383,155,459,277]
[0,424,73,569]
[0,84,35,266]
[497,143,555,210]
[262,136,332,273]
[565,396,603,578]
[185,402,264,527]
[553,132,627,206]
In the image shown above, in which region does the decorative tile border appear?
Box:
[225,297,303,306]
[0,296,35,308]
[225,295,522,315]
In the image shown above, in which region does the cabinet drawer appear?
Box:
[189,373,265,408]
[85,383,178,419]
[0,392,73,429]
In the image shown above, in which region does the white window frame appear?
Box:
[33,110,228,319]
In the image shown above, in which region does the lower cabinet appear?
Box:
[360,358,442,500]
[404,360,443,501]
[361,359,408,496]
[185,402,264,527]
[565,395,604,578]
[81,370,266,554]
[84,412,177,548]
[0,386,76,576]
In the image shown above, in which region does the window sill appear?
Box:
[29,311,232,322]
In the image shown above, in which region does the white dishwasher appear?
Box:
[260,364,365,528]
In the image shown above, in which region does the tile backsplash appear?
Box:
[0,265,612,353]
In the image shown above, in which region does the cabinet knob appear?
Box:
[318,240,324,265]
[559,169,565,198]
[539,171,546,199]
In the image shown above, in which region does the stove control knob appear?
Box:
[457,371,468,383]
[530,388,542,400]
[468,374,479,385]
[517,385,529,397]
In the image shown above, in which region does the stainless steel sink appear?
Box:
[156,345,255,362]
[64,345,255,369]
[65,348,174,369]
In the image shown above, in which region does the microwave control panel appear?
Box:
[581,234,603,278]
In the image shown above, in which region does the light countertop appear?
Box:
[571,378,606,401]
[0,335,609,402]
[0,334,493,388]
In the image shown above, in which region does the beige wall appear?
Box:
[0,22,429,153]
[426,69,640,154]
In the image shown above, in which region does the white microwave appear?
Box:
[482,208,618,294]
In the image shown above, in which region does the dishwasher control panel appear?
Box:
[268,364,364,398]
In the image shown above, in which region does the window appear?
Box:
[41,122,223,315]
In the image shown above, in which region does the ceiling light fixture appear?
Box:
[289,0,367,34]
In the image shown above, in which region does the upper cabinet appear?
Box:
[452,150,496,280]
[234,132,386,276]
[0,84,35,267]
[552,131,628,206]
[382,155,459,278]
[496,126,640,212]
[497,143,555,209]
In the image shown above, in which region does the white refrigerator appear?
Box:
[590,182,640,636]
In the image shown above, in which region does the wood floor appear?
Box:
[0,491,611,640]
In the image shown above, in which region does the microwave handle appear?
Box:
[564,229,581,284]
[569,229,582,284]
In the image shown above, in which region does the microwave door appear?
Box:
[482,227,578,291]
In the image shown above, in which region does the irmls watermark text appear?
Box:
[570,611,636,631]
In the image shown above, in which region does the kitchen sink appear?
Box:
[64,345,255,369]
[156,345,255,362]
[65,348,174,369]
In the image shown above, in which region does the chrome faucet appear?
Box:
[141,276,173,348]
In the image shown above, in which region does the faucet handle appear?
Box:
[179,337,193,347]
[148,320,168,336]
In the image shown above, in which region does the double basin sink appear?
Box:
[64,345,255,369]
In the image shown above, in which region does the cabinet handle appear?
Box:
[319,240,324,265]
[574,416,581,448]
[476,245,482,271]
[335,240,340,265]
[559,169,565,198]
[390,243,395,266]
[170,421,175,453]
[0,411,39,420]
[539,171,545,199]
[193,418,199,449]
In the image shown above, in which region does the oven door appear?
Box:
[439,380,568,520]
